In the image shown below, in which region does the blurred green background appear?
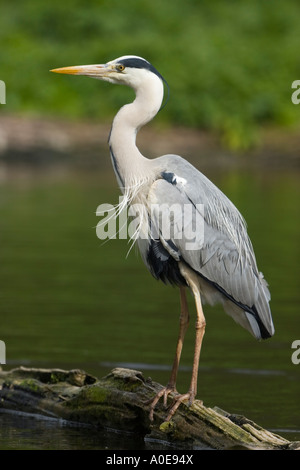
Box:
[1,0,300,148]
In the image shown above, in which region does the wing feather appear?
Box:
[144,156,274,339]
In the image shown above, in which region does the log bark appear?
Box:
[0,366,298,450]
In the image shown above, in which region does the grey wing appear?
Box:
[143,158,274,339]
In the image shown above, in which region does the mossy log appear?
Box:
[0,366,298,450]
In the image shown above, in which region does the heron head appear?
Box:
[51,55,165,90]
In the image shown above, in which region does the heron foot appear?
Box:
[148,385,177,421]
[148,387,200,422]
[165,391,201,421]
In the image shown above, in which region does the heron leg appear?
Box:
[167,286,190,391]
[148,286,190,421]
[165,262,206,421]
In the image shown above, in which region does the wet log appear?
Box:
[0,366,298,450]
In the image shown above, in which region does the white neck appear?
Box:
[109,73,164,189]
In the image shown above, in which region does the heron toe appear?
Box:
[148,385,178,421]
[149,386,201,422]
[166,392,195,421]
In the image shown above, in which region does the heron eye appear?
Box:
[116,64,125,72]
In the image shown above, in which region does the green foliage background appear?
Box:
[1,0,300,148]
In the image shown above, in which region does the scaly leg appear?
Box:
[148,286,190,421]
[165,262,206,421]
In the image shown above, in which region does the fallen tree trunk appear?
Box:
[0,366,298,450]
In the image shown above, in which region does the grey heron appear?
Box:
[51,56,275,421]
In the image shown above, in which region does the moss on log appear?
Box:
[0,366,298,450]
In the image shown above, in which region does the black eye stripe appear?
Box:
[120,58,165,82]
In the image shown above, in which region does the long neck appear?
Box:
[109,75,164,190]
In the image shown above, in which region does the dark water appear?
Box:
[0,162,299,449]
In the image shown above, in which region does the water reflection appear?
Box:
[0,162,299,449]
[0,409,146,450]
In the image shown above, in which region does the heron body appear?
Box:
[52,56,275,420]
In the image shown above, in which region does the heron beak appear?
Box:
[50,64,111,78]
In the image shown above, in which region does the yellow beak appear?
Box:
[50,64,109,78]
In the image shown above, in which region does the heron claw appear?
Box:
[148,385,177,421]
[165,392,197,421]
[148,385,202,421]
[148,388,200,422]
